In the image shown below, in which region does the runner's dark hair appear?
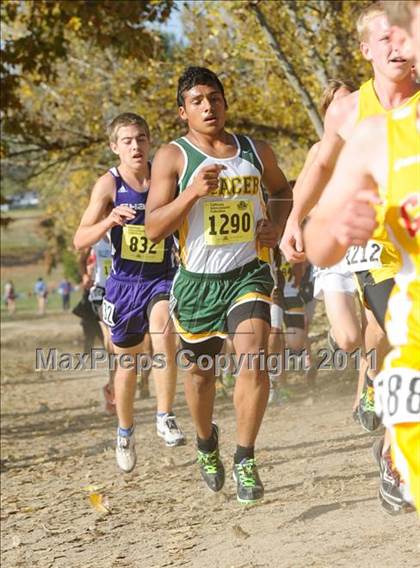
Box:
[177,66,227,108]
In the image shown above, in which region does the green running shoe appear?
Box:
[197,447,225,492]
[359,383,381,432]
[197,426,224,492]
[233,458,264,504]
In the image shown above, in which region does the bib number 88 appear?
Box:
[375,370,420,427]
[388,375,420,415]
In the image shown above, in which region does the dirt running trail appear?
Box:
[1,312,418,568]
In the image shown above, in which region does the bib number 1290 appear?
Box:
[204,200,254,246]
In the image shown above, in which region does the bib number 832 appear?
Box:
[121,225,164,262]
[129,235,158,255]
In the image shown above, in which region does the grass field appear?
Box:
[1,208,47,262]
[1,208,82,319]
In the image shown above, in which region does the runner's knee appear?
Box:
[285,328,306,351]
[333,329,361,353]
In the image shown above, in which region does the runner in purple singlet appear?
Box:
[74,113,185,474]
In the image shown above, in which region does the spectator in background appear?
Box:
[34,277,48,315]
[72,250,103,354]
[59,278,73,311]
[4,280,16,315]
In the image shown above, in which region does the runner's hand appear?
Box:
[329,190,379,247]
[191,165,226,198]
[107,205,136,228]
[280,217,306,262]
[256,219,281,248]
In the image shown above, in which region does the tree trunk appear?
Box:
[251,3,324,138]
[284,1,329,89]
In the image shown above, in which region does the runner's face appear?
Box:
[362,14,413,80]
[389,5,420,76]
[179,84,226,133]
[110,125,150,170]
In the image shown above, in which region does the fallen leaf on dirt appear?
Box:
[231,524,250,539]
[82,484,101,493]
[42,523,71,535]
[88,493,110,514]
[163,457,176,468]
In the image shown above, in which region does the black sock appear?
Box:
[234,445,254,464]
[365,372,374,388]
[197,426,218,453]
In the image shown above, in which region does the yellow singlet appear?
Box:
[357,79,420,283]
[383,100,420,372]
[376,98,420,512]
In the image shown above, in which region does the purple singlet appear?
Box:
[103,166,176,348]
[109,166,175,280]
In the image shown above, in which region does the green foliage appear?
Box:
[1,0,174,150]
[1,0,174,92]
[1,162,34,199]
[61,248,80,282]
[1,208,46,262]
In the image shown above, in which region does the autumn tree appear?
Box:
[1,0,174,153]
[181,0,371,174]
[1,0,176,271]
[1,0,374,272]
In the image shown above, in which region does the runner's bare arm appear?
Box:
[73,173,134,250]
[292,95,356,221]
[303,118,383,267]
[145,144,225,242]
[254,140,292,248]
[292,142,319,207]
[280,95,354,262]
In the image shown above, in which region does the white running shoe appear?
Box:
[116,429,137,473]
[156,414,186,447]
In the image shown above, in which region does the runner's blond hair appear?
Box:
[356,2,386,41]
[107,113,150,143]
[384,1,419,31]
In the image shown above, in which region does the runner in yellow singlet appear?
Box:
[304,0,420,514]
[347,73,418,432]
[282,2,418,439]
